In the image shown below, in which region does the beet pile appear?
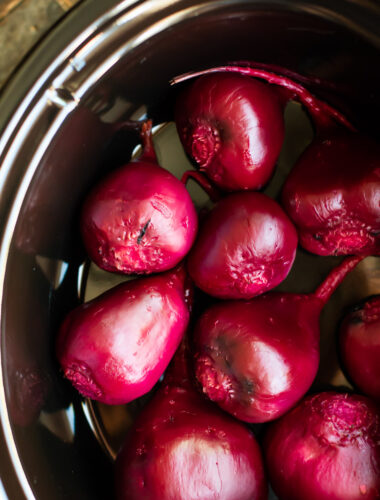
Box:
[56,62,380,500]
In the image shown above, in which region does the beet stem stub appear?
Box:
[139,119,157,162]
[181,170,222,202]
[313,256,364,305]
[137,219,151,244]
[171,65,356,133]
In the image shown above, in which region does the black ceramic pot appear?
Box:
[0,1,379,499]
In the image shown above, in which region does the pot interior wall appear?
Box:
[1,2,379,499]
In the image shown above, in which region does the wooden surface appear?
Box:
[0,0,82,90]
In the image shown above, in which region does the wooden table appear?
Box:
[0,0,82,90]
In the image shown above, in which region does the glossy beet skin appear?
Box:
[80,121,198,274]
[264,392,380,500]
[339,295,380,400]
[282,132,380,256]
[193,256,363,423]
[172,64,353,193]
[187,191,297,300]
[115,342,267,500]
[175,72,285,191]
[56,266,191,405]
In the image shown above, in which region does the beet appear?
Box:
[186,191,297,300]
[264,391,380,500]
[193,256,363,423]
[80,120,198,274]
[172,64,354,193]
[339,295,380,400]
[282,132,380,256]
[115,341,267,500]
[175,72,285,191]
[56,266,191,405]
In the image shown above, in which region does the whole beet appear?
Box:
[172,64,353,193]
[194,256,363,423]
[187,191,298,300]
[80,121,198,274]
[175,72,285,191]
[282,132,380,256]
[56,266,191,405]
[339,295,380,400]
[115,341,267,500]
[264,392,380,500]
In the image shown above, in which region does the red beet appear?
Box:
[264,391,380,500]
[115,341,267,500]
[80,120,198,274]
[193,256,363,423]
[172,64,354,192]
[175,72,285,191]
[187,191,298,299]
[56,266,191,405]
[282,132,380,256]
[339,295,380,400]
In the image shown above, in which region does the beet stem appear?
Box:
[171,66,356,132]
[181,169,222,202]
[313,256,364,305]
[139,119,157,162]
[163,335,193,388]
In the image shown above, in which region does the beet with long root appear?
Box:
[172,63,352,192]
[193,256,363,423]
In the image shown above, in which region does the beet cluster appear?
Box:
[55,62,380,500]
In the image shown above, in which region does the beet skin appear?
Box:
[339,295,380,400]
[56,266,190,405]
[187,191,298,300]
[282,132,380,256]
[115,343,267,500]
[194,256,363,423]
[175,72,285,191]
[81,121,198,274]
[264,392,380,500]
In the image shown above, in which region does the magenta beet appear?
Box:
[56,266,191,405]
[80,120,198,274]
[264,392,380,500]
[115,341,267,500]
[193,256,363,423]
[282,132,380,256]
[187,191,297,300]
[339,295,380,400]
[175,72,285,191]
[172,64,354,192]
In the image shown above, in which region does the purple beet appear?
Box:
[175,72,285,191]
[282,132,380,256]
[187,191,298,299]
[115,340,268,500]
[264,391,380,500]
[172,64,353,192]
[193,256,363,423]
[80,120,198,274]
[56,265,191,405]
[339,295,380,400]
